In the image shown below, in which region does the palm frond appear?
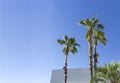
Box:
[70,47,77,54]
[85,31,89,40]
[79,20,86,25]
[92,19,99,28]
[64,35,69,41]
[73,43,80,47]
[69,38,75,46]
[79,18,91,28]
[97,24,104,30]
[63,47,67,54]
[57,39,65,45]
[93,30,107,46]
[93,62,120,83]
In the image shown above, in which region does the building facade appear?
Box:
[50,68,91,83]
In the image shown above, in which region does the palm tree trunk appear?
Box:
[88,28,93,80]
[63,46,69,83]
[64,55,68,83]
[93,43,97,83]
[94,44,98,72]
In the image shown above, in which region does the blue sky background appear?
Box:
[0,0,120,83]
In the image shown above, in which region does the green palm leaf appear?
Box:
[70,47,77,54]
[57,39,65,45]
[73,43,80,47]
[64,35,69,41]
[92,62,120,83]
[85,31,89,40]
[57,35,80,54]
[69,38,75,46]
[63,47,67,54]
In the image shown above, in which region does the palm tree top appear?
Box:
[79,16,107,45]
[79,16,104,30]
[93,30,107,45]
[57,35,80,54]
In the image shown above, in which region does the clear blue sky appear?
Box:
[0,0,120,83]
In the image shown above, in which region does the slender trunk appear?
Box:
[88,28,93,80]
[94,41,97,72]
[63,46,69,83]
[64,55,68,83]
[93,42,98,83]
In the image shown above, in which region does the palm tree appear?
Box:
[91,62,120,83]
[57,35,80,83]
[79,16,99,79]
[93,30,107,83]
[93,24,107,72]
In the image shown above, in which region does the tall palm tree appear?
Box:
[93,30,107,83]
[93,24,107,71]
[91,62,120,83]
[57,35,80,83]
[79,16,99,80]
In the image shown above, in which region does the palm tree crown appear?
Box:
[57,35,80,54]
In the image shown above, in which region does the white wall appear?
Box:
[50,68,91,83]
